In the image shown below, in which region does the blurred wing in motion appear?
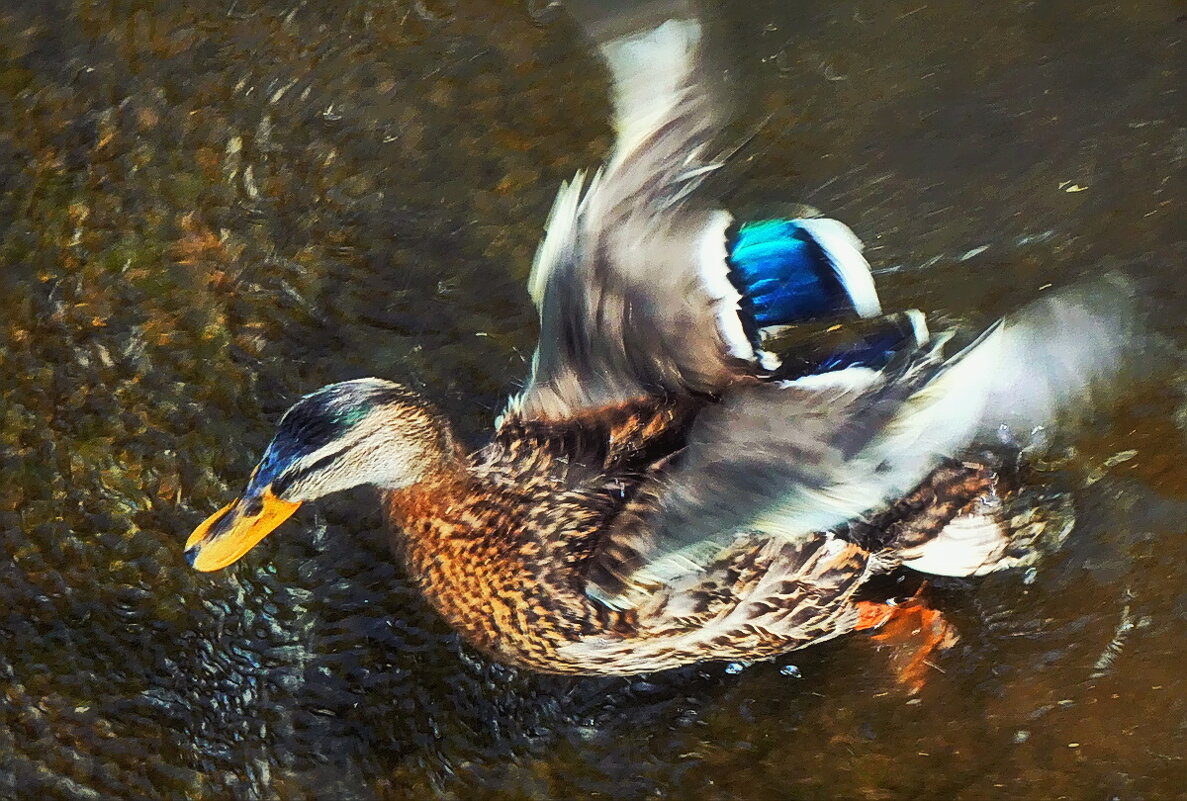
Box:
[587,276,1142,606]
[509,14,879,420]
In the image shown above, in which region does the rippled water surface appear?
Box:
[2,1,1185,798]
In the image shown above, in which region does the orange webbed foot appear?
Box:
[854,587,958,693]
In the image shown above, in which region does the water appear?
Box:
[1,0,1184,798]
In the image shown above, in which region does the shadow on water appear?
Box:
[1,0,1184,798]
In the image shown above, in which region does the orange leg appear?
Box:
[853,588,959,693]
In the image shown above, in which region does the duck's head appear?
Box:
[184,378,458,572]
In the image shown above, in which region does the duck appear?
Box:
[184,11,1136,678]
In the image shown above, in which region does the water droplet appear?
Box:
[780,664,802,678]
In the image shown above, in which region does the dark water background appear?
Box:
[2,1,1185,798]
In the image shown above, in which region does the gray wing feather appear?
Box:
[589,278,1142,607]
[510,17,753,420]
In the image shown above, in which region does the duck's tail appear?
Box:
[879,274,1143,577]
[887,464,1076,578]
[899,513,1016,577]
[726,218,882,349]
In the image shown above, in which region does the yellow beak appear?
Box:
[184,486,302,572]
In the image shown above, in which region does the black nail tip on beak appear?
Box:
[184,546,198,567]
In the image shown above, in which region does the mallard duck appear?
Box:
[184,13,1134,677]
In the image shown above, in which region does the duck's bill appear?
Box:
[184,487,301,572]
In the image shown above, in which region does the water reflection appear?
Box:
[1,0,1183,798]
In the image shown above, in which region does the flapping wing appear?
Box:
[508,11,883,422]
[587,278,1142,607]
[508,16,751,420]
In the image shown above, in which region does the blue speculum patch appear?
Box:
[726,220,849,338]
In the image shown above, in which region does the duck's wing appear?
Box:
[587,278,1141,607]
[507,15,879,421]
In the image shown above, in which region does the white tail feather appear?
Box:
[899,514,1009,577]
